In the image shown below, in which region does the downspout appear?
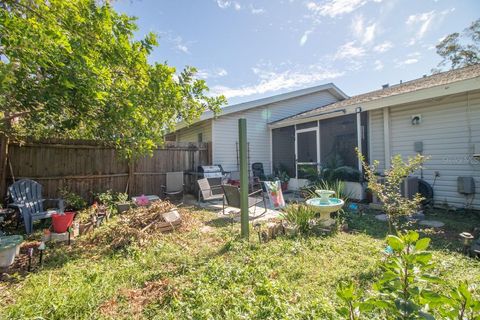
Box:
[356,107,362,173]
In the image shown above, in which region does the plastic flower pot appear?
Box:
[0,235,23,268]
[51,212,75,233]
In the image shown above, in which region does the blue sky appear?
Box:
[113,0,479,105]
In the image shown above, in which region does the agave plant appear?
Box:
[280,204,316,235]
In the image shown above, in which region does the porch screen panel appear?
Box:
[297,131,317,163]
[320,114,357,168]
[272,126,295,177]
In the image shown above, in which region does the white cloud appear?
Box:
[196,68,228,79]
[334,41,366,60]
[306,0,381,18]
[373,41,393,53]
[374,60,384,70]
[300,30,313,46]
[160,32,193,54]
[250,4,265,14]
[216,0,241,10]
[351,14,377,44]
[210,65,344,99]
[405,8,454,45]
[403,58,419,65]
[176,44,189,54]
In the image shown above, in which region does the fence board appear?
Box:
[4,140,209,203]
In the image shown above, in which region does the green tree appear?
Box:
[0,0,225,194]
[434,18,480,71]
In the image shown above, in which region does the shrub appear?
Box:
[58,188,87,211]
[356,148,427,234]
[280,204,316,235]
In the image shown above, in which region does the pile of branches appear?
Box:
[86,200,181,250]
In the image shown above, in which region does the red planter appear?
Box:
[52,212,75,233]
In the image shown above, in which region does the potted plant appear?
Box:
[51,212,75,233]
[331,166,364,200]
[58,188,87,212]
[276,170,290,191]
[96,190,118,217]
[75,207,94,235]
[115,192,130,214]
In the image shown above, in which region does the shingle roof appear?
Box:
[270,64,480,124]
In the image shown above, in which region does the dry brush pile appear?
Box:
[84,201,200,251]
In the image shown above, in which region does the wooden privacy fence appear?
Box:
[4,139,211,203]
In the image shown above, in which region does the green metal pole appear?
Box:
[238,118,249,238]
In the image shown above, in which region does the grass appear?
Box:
[1,207,480,319]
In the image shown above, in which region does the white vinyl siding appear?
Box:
[175,120,212,143]
[369,109,386,170]
[369,90,480,209]
[212,91,339,175]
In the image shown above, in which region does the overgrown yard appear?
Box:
[1,207,479,319]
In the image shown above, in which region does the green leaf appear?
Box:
[415,238,431,251]
[387,235,405,251]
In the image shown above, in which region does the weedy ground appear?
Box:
[1,206,479,319]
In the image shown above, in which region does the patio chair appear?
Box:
[8,179,65,234]
[197,178,224,204]
[222,184,266,220]
[162,172,184,204]
[252,162,266,180]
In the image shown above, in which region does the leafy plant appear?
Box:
[276,170,290,184]
[336,231,480,319]
[280,204,316,235]
[116,192,129,204]
[75,207,95,224]
[0,0,225,159]
[356,148,427,234]
[58,188,87,211]
[96,190,119,216]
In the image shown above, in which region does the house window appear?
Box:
[197,133,203,143]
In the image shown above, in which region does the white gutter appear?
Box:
[268,77,480,129]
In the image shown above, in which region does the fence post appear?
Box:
[128,159,135,196]
[238,118,249,239]
[0,134,8,203]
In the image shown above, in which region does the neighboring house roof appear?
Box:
[270,64,480,127]
[175,83,348,130]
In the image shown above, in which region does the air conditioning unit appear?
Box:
[371,176,419,205]
[401,176,419,199]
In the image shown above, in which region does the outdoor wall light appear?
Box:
[411,114,422,125]
[355,107,362,113]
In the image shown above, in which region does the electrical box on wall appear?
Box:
[457,176,475,194]
[414,141,423,153]
[473,143,480,159]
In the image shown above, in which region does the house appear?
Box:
[166,83,348,175]
[169,64,480,209]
